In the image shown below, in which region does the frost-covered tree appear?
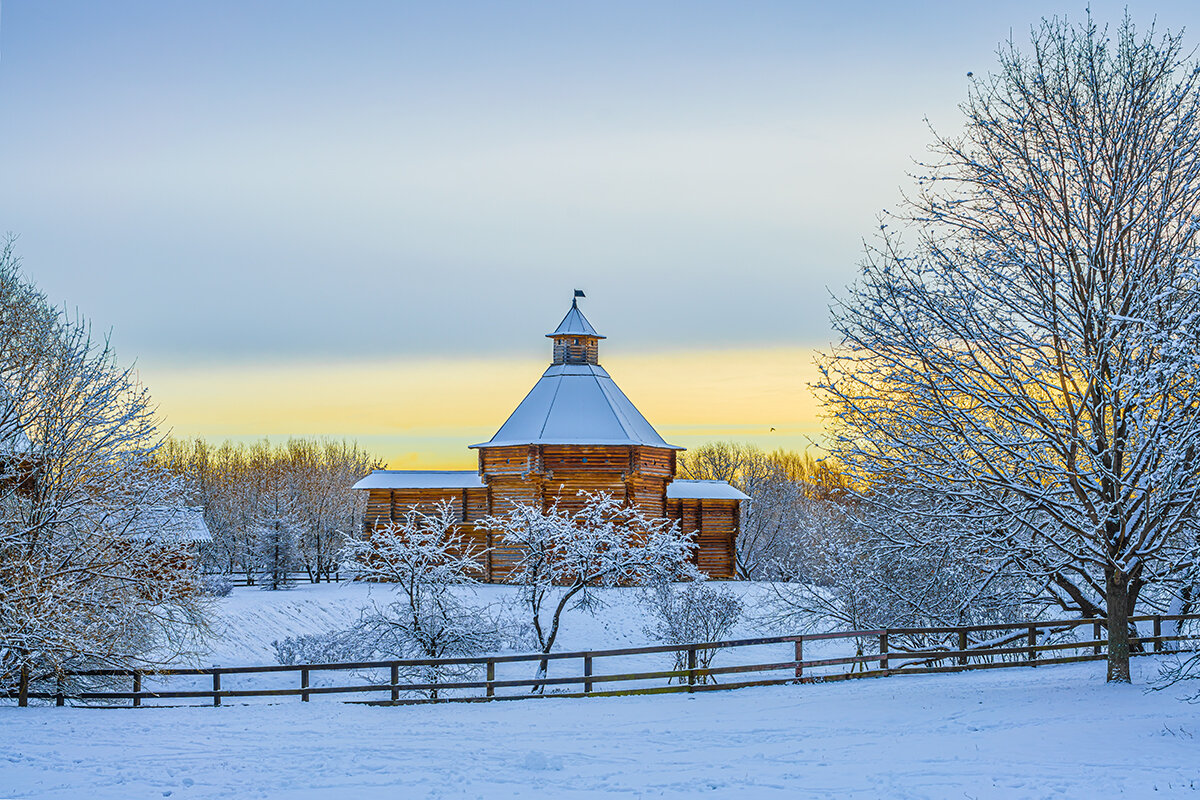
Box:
[480,491,700,690]
[0,240,206,695]
[343,500,496,698]
[764,487,1028,661]
[154,436,377,583]
[679,442,848,579]
[820,15,1200,682]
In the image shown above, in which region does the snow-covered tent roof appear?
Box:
[139,506,212,543]
[547,301,605,339]
[666,480,750,501]
[471,363,682,450]
[352,470,486,490]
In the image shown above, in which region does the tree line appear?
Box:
[152,437,381,587]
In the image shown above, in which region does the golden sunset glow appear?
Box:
[141,346,826,468]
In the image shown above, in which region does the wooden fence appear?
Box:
[8,613,1198,708]
[202,571,340,588]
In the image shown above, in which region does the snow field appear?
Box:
[3,657,1198,799]
[145,582,829,704]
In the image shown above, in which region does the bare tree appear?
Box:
[154,436,378,583]
[819,15,1200,682]
[642,581,743,683]
[343,501,496,699]
[0,240,207,695]
[679,442,848,579]
[479,491,700,691]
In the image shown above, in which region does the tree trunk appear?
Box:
[1105,568,1132,683]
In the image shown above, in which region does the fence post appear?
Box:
[1154,615,1163,653]
[583,655,593,694]
[132,672,142,708]
[794,638,804,680]
[687,646,697,692]
[958,629,968,666]
[55,673,65,707]
[17,662,28,707]
[879,632,889,675]
[301,668,310,702]
[1093,620,1102,656]
[213,670,221,707]
[391,664,400,703]
[1027,626,1037,666]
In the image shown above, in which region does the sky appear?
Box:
[2,1,1198,467]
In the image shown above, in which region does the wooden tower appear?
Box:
[354,297,748,579]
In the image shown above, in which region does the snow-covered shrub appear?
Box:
[643,582,744,683]
[199,574,234,597]
[273,629,365,666]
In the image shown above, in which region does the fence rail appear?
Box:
[7,613,1198,708]
[201,571,340,588]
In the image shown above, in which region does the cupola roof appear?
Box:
[472,299,680,450]
[547,298,604,339]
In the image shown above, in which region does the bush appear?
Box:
[272,629,365,666]
[643,582,744,683]
[198,574,234,597]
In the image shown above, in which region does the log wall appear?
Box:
[365,444,740,582]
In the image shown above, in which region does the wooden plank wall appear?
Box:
[666,498,738,579]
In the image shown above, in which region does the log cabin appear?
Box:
[352,298,749,579]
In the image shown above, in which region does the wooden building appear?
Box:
[353,298,748,579]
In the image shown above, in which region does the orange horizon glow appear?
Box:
[140,346,828,469]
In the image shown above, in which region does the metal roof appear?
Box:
[666,480,751,501]
[352,470,486,490]
[547,301,604,339]
[471,363,682,450]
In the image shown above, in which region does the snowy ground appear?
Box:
[122,581,855,703]
[3,657,1198,799]
[196,581,768,666]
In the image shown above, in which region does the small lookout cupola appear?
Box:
[548,290,604,365]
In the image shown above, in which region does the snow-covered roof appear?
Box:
[547,302,604,339]
[666,480,750,501]
[471,363,682,450]
[139,506,212,543]
[352,470,486,490]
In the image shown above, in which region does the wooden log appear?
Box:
[794,638,804,679]
[133,672,142,708]
[391,664,400,703]
[301,668,310,702]
[880,632,889,674]
[584,655,593,694]
[1028,626,1038,665]
[213,671,221,707]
